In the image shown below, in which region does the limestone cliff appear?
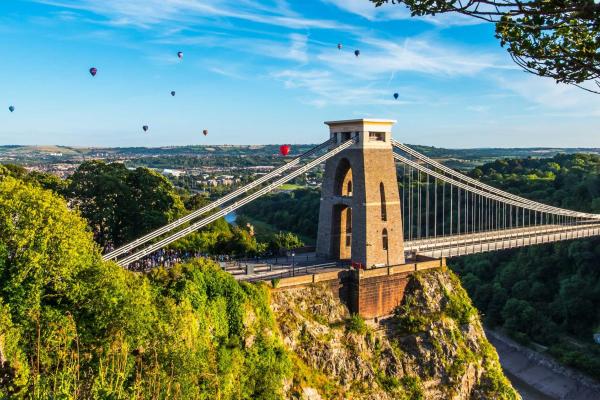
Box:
[270,270,519,400]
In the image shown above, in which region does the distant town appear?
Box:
[3,144,599,189]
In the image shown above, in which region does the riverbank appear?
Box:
[487,329,600,400]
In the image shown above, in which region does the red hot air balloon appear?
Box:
[203,129,208,136]
[142,125,149,132]
[89,67,97,77]
[177,51,183,59]
[279,145,290,156]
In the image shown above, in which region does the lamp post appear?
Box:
[291,250,296,276]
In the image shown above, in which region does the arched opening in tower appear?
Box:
[332,204,352,260]
[334,158,353,197]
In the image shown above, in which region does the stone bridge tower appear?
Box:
[316,119,405,267]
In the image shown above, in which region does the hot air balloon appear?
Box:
[203,129,208,136]
[177,51,183,59]
[337,43,342,50]
[142,125,149,132]
[279,145,290,156]
[8,106,14,113]
[354,50,360,57]
[393,93,399,100]
[89,67,97,77]
[171,91,176,96]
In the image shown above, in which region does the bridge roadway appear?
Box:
[404,223,600,258]
[221,254,344,282]
[214,223,600,281]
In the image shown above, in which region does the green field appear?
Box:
[277,183,305,191]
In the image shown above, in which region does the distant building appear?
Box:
[162,169,185,177]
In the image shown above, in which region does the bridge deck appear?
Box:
[405,223,600,258]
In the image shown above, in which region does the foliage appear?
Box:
[452,153,600,379]
[268,231,304,254]
[547,341,600,380]
[444,273,478,325]
[239,189,320,243]
[371,0,600,93]
[346,314,368,335]
[67,161,185,248]
[393,294,430,334]
[399,375,424,400]
[478,339,519,399]
[0,175,291,398]
[0,163,67,194]
[167,216,265,256]
[391,272,516,398]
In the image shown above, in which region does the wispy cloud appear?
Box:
[288,33,309,64]
[272,69,420,107]
[155,32,310,63]
[269,31,513,107]
[32,0,352,30]
[497,75,600,117]
[318,36,513,80]
[208,66,246,80]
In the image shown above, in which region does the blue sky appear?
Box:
[1,0,599,148]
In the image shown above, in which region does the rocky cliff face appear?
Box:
[270,270,519,400]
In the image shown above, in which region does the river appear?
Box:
[224,211,237,225]
[504,370,553,400]
[488,330,600,400]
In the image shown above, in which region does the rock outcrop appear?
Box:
[270,270,519,400]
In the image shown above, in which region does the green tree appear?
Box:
[268,231,304,254]
[68,161,184,248]
[0,163,67,194]
[0,175,291,398]
[0,176,100,325]
[371,0,600,93]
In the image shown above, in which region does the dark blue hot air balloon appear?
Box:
[89,67,97,77]
[393,93,399,100]
[8,106,15,112]
[177,51,183,59]
[171,91,176,96]
[142,125,149,132]
[354,49,360,57]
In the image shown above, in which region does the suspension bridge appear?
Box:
[102,119,600,279]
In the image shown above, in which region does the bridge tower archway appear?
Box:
[316,119,405,267]
[332,204,352,260]
[335,158,353,197]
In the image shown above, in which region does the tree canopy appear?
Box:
[452,153,600,379]
[67,161,185,249]
[371,0,600,93]
[0,174,290,398]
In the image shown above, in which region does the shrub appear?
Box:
[346,314,368,335]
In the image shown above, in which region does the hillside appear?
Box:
[272,270,518,399]
[454,153,600,379]
[0,169,517,399]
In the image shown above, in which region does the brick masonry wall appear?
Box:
[270,259,446,319]
[355,272,410,319]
